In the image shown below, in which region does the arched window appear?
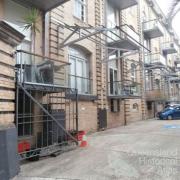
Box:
[131,63,136,82]
[69,46,90,94]
[132,103,139,111]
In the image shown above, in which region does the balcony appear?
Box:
[144,53,166,66]
[107,24,140,50]
[15,50,69,89]
[174,54,180,64]
[12,0,70,12]
[176,63,180,69]
[161,42,178,54]
[108,0,138,10]
[145,89,168,101]
[69,75,92,95]
[143,19,164,39]
[108,80,141,98]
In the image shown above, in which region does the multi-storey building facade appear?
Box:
[0,0,180,178]
[140,0,180,118]
[47,0,147,132]
[0,0,75,179]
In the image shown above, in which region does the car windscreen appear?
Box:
[162,107,174,113]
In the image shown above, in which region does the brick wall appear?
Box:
[0,41,15,124]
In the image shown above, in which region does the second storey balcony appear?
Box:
[144,53,166,66]
[108,80,141,99]
[145,89,168,101]
[108,0,138,10]
[143,19,164,39]
[15,50,69,89]
[161,41,178,54]
[174,54,180,64]
[107,24,140,50]
[12,0,70,12]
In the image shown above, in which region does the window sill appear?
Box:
[73,16,88,25]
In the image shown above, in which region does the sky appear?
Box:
[156,0,180,37]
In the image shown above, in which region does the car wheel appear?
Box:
[167,115,173,120]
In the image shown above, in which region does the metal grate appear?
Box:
[15,83,78,161]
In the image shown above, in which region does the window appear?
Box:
[147,102,152,110]
[111,99,120,112]
[132,103,139,111]
[109,55,118,95]
[74,0,86,21]
[131,63,136,82]
[69,47,90,94]
[142,10,147,22]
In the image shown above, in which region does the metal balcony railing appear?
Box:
[144,53,166,66]
[108,80,141,97]
[173,54,180,64]
[107,23,140,50]
[15,50,70,87]
[161,41,178,54]
[143,19,164,39]
[145,88,169,101]
[121,24,140,43]
[69,75,92,95]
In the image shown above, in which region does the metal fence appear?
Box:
[108,80,141,97]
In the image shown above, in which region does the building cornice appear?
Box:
[0,21,25,47]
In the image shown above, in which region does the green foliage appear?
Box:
[23,8,40,34]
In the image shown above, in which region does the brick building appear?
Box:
[0,0,180,178]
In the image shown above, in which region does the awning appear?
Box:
[12,0,70,12]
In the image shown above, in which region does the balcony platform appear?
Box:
[145,89,168,101]
[107,25,140,51]
[12,0,70,12]
[162,42,178,54]
[108,0,138,10]
[144,53,166,66]
[143,20,164,39]
[108,95,141,99]
[108,39,139,50]
[19,82,70,93]
[108,81,141,99]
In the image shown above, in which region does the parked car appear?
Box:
[156,104,179,118]
[159,106,180,120]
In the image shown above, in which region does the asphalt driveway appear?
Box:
[14,119,180,180]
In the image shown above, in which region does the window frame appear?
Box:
[74,0,87,22]
[131,63,137,82]
[69,47,91,94]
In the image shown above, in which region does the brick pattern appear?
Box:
[48,1,99,132]
[0,41,15,124]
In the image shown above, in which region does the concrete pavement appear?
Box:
[14,119,180,180]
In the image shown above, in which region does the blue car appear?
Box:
[159,106,180,120]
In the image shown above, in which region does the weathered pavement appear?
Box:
[14,119,180,180]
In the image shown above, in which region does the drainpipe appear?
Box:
[43,12,50,57]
